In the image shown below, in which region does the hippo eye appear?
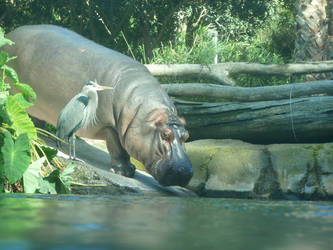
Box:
[161,128,173,142]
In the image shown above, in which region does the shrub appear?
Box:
[0,28,73,194]
[148,0,296,87]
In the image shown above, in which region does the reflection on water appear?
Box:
[0,194,332,250]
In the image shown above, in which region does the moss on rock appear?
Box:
[185,139,333,200]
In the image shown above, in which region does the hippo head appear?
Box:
[124,108,193,187]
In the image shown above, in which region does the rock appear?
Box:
[43,135,196,197]
[186,139,333,200]
[45,132,333,200]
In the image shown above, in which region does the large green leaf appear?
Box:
[1,65,19,83]
[13,82,36,101]
[1,131,31,184]
[6,95,37,140]
[23,157,45,193]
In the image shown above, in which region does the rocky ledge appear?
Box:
[185,139,333,200]
[54,136,333,200]
[52,137,196,197]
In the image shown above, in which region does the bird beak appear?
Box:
[96,85,113,91]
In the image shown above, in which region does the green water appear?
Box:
[0,194,332,250]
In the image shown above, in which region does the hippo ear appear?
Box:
[146,109,168,128]
[179,117,186,126]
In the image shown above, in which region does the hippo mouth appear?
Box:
[152,157,193,187]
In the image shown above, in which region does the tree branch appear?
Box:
[145,64,236,85]
[145,61,333,85]
[162,80,333,102]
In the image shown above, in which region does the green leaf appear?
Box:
[13,82,36,101]
[7,56,17,63]
[44,169,61,194]
[0,28,14,48]
[38,175,57,194]
[0,38,14,48]
[45,169,60,182]
[0,103,12,125]
[6,95,37,140]
[23,157,45,193]
[11,93,34,109]
[0,178,4,193]
[44,166,73,194]
[0,91,8,105]
[1,65,19,83]
[36,145,57,163]
[60,162,75,193]
[1,131,31,184]
[0,51,8,67]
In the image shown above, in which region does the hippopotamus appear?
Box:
[5,25,193,186]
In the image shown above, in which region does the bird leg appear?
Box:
[105,128,136,178]
[72,134,76,159]
[69,134,75,160]
[68,134,85,163]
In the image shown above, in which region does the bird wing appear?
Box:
[56,94,88,141]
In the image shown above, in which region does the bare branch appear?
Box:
[145,64,236,85]
[145,61,333,85]
[162,80,333,102]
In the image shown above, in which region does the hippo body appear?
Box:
[5,25,193,186]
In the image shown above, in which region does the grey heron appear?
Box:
[56,80,112,159]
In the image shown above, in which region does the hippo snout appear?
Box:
[155,157,193,187]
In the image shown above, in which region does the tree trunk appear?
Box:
[295,0,329,80]
[328,0,333,63]
[175,96,333,144]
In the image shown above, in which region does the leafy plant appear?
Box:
[0,27,73,194]
[1,131,30,184]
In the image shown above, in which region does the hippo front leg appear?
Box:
[105,128,136,177]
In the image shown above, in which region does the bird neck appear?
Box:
[82,90,99,128]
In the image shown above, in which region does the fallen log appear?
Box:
[163,80,333,102]
[145,63,235,85]
[175,96,333,144]
[145,61,333,85]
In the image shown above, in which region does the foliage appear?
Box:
[0,1,295,62]
[1,131,30,184]
[0,27,72,194]
[0,1,299,86]
[147,0,296,86]
[150,25,217,65]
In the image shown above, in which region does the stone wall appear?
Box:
[186,139,333,200]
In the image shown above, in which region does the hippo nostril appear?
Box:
[178,167,185,173]
[156,158,193,187]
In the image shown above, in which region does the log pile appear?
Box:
[174,95,333,144]
[146,62,333,144]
